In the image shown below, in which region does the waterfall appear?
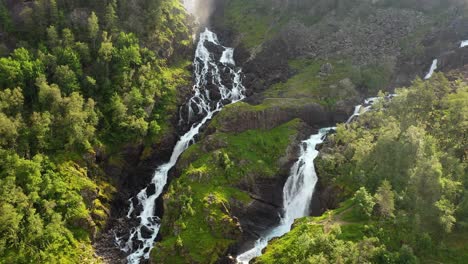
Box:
[236,128,333,263]
[236,97,384,263]
[424,59,438,80]
[117,28,245,264]
[346,105,362,124]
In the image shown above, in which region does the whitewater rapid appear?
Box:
[117,28,245,264]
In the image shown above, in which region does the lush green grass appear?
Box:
[150,59,191,142]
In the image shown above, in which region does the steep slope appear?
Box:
[0,0,193,262]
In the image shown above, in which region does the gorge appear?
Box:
[0,1,467,264]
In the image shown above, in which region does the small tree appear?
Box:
[435,198,456,234]
[374,180,395,218]
[354,187,375,218]
[176,235,183,249]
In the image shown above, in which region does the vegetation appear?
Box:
[258,74,468,263]
[0,0,190,262]
[264,59,392,107]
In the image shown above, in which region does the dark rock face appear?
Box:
[438,47,468,72]
[212,102,350,135]
[225,122,313,256]
[242,38,292,93]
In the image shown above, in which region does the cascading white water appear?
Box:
[117,28,245,264]
[425,38,468,80]
[220,48,235,66]
[461,40,468,48]
[346,105,362,124]
[236,96,384,264]
[424,59,438,80]
[187,30,244,123]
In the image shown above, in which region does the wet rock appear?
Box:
[319,63,334,76]
[146,184,156,197]
[205,41,225,60]
[140,225,154,239]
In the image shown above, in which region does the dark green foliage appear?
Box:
[313,74,468,262]
[0,0,191,262]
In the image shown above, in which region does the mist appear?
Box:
[183,0,216,27]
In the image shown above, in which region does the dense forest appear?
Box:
[0,0,191,262]
[0,0,467,264]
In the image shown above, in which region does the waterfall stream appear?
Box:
[117,28,245,264]
[424,59,438,80]
[236,128,333,263]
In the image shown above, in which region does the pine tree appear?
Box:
[87,12,99,49]
[105,0,118,32]
[49,0,58,25]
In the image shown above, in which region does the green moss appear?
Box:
[223,0,278,48]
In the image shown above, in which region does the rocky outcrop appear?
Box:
[151,118,314,263]
[230,124,310,255]
[208,101,349,135]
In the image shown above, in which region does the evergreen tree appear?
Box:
[87,11,99,48]
[374,180,395,218]
[105,0,118,32]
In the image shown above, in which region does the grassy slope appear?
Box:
[258,199,468,264]
[223,0,280,48]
